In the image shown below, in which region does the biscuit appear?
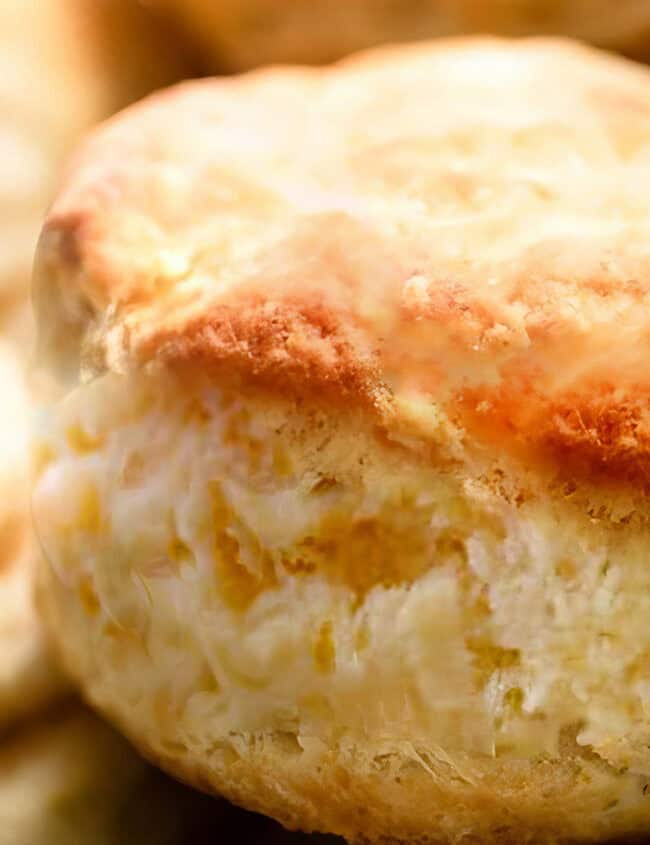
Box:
[0,701,226,845]
[0,0,186,326]
[0,341,67,728]
[154,0,650,69]
[33,39,650,843]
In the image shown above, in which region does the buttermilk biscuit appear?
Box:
[0,701,225,845]
[33,39,650,843]
[0,0,186,330]
[0,341,66,727]
[153,0,650,70]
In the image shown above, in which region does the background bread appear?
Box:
[0,341,68,728]
[152,0,650,70]
[0,700,236,845]
[0,0,188,337]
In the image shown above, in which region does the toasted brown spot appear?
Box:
[271,487,506,598]
[168,536,195,567]
[466,636,520,685]
[555,558,577,580]
[103,619,147,656]
[153,688,176,729]
[272,443,293,477]
[195,666,221,694]
[625,648,650,683]
[66,423,105,454]
[148,296,382,409]
[78,576,100,616]
[309,476,339,495]
[354,623,370,653]
[504,686,525,715]
[457,380,650,489]
[183,398,211,424]
[210,481,277,612]
[32,442,56,479]
[281,555,317,576]
[77,483,103,535]
[281,505,435,597]
[313,620,336,674]
[0,513,25,573]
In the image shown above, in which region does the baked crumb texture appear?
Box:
[33,39,650,843]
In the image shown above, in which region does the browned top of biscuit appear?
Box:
[34,38,650,487]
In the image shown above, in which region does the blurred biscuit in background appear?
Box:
[152,0,650,70]
[0,341,67,729]
[0,698,341,845]
[0,701,228,845]
[0,0,189,337]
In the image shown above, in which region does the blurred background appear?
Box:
[2,1,650,841]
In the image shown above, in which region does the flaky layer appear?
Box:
[34,370,650,841]
[34,39,650,495]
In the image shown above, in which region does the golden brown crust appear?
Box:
[126,732,646,845]
[458,381,650,489]
[35,38,650,490]
[130,744,650,845]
